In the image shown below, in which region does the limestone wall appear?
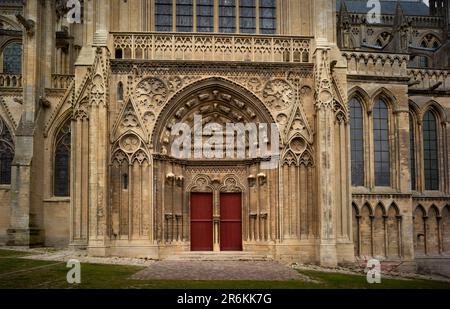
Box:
[0,188,11,245]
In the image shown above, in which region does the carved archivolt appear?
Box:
[116,69,314,150]
[152,78,275,156]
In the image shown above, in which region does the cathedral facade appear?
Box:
[0,0,449,268]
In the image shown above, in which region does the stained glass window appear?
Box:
[0,118,14,185]
[156,0,173,31]
[260,0,276,34]
[3,43,22,74]
[176,0,193,32]
[373,99,390,187]
[423,111,439,191]
[239,0,256,34]
[197,0,214,32]
[54,119,71,196]
[350,98,364,186]
[219,0,236,33]
[155,0,276,34]
[409,114,416,190]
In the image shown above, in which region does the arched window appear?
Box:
[375,32,392,49]
[2,42,22,74]
[54,118,71,196]
[350,98,364,186]
[373,99,390,187]
[409,113,416,190]
[0,118,14,185]
[423,110,439,191]
[420,34,441,50]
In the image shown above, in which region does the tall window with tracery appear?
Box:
[260,0,276,34]
[0,118,14,185]
[197,0,214,32]
[176,0,194,32]
[155,0,173,31]
[54,119,71,196]
[2,42,22,74]
[423,110,439,191]
[350,98,364,186]
[409,114,417,190]
[373,99,390,187]
[239,0,256,34]
[219,0,236,33]
[154,0,276,34]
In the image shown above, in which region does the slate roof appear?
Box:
[337,0,430,16]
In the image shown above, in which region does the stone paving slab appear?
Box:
[131,261,303,281]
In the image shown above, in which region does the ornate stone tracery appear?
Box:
[135,77,168,110]
[112,133,150,165]
[263,79,294,111]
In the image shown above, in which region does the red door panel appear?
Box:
[190,193,213,251]
[220,193,242,251]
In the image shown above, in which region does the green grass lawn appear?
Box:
[0,249,33,257]
[0,249,449,289]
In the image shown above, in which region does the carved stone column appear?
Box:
[7,0,44,246]
[69,109,89,249]
[87,47,110,256]
[213,215,220,252]
[315,47,338,267]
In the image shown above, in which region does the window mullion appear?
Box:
[193,0,197,32]
[256,0,260,34]
[236,0,240,34]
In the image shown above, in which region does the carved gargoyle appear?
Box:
[39,97,51,109]
[15,13,35,36]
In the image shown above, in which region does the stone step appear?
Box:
[166,251,273,261]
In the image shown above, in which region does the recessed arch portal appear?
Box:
[152,77,276,158]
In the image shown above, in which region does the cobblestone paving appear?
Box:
[131,261,303,281]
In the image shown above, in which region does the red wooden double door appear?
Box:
[190,193,242,251]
